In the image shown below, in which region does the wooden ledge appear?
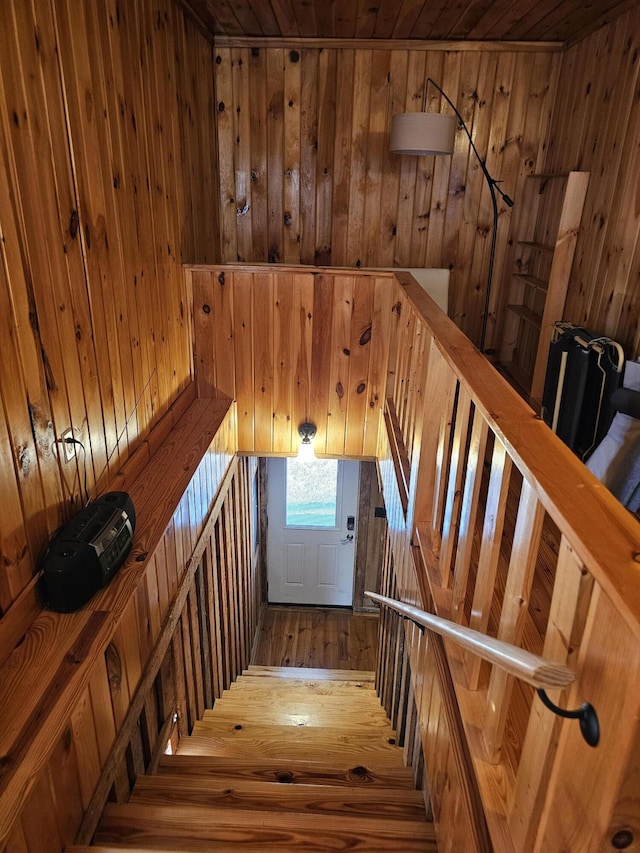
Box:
[0,390,233,845]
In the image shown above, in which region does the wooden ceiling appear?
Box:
[181,0,634,45]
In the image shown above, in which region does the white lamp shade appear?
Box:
[390,112,457,156]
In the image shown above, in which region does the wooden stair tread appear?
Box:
[157,754,417,787]
[209,694,385,710]
[95,802,437,851]
[206,699,388,716]
[177,734,403,764]
[204,708,392,728]
[244,665,376,681]
[220,684,380,701]
[193,719,394,738]
[229,679,376,696]
[178,726,402,766]
[131,774,427,819]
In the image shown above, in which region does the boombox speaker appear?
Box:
[41,491,136,612]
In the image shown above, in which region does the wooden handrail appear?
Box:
[365,591,575,690]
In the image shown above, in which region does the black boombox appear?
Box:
[40,491,136,612]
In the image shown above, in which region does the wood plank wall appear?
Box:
[539,5,640,354]
[188,264,393,457]
[212,43,561,347]
[0,0,220,618]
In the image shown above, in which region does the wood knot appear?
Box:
[359,325,372,346]
[276,771,294,783]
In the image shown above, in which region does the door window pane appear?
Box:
[285,458,339,527]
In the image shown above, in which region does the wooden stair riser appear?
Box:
[178,733,401,763]
[157,755,417,788]
[243,666,376,682]
[212,691,384,709]
[95,803,436,851]
[203,708,392,728]
[192,719,396,744]
[130,774,427,820]
[230,678,376,695]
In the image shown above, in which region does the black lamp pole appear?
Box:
[425,78,514,352]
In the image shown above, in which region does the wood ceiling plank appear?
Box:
[522,0,634,43]
[446,0,496,40]
[291,0,319,38]
[202,0,245,36]
[391,0,429,39]
[174,0,222,36]
[465,0,523,39]
[410,0,453,40]
[228,0,264,36]
[355,0,378,39]
[190,0,636,43]
[245,0,281,37]
[269,0,300,37]
[314,0,337,38]
[562,0,639,46]
[501,0,573,39]
[372,0,405,39]
[334,1,358,38]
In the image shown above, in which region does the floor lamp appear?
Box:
[390,78,514,352]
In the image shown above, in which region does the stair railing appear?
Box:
[366,591,599,746]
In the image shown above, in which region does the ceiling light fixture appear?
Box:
[297,422,317,462]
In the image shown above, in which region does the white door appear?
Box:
[266,457,359,606]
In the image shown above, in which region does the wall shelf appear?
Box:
[497,171,590,402]
[507,304,542,329]
[516,241,555,254]
[512,273,549,293]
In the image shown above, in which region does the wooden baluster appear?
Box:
[412,340,456,546]
[463,437,512,689]
[394,307,416,431]
[509,536,593,852]
[451,408,490,622]
[483,479,545,763]
[431,376,457,556]
[439,385,473,589]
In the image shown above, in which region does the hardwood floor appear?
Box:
[251,606,379,671]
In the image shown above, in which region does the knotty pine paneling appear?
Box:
[0,0,219,616]
[213,45,560,348]
[540,6,640,355]
[189,265,393,457]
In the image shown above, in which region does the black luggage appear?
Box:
[541,321,625,460]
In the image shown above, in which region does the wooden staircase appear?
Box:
[67,666,436,851]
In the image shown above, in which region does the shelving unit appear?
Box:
[498,171,589,401]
